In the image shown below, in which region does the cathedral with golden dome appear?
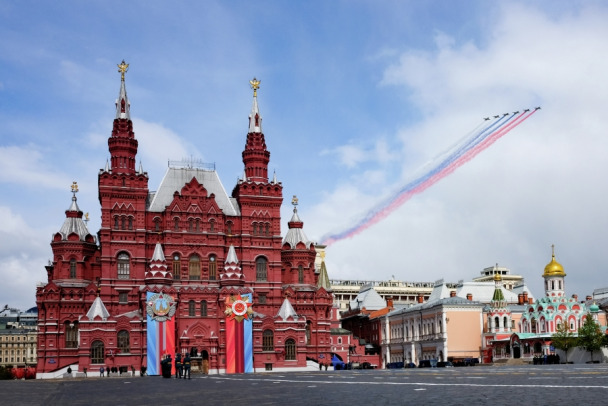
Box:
[486,246,606,361]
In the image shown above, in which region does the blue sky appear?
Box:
[1,0,608,310]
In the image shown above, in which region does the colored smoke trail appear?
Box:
[321,109,539,246]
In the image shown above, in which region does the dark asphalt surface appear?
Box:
[2,364,607,406]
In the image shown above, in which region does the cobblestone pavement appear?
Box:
[2,364,607,406]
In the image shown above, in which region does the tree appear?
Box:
[577,316,604,362]
[551,322,576,363]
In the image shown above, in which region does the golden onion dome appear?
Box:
[543,245,565,277]
[493,272,502,282]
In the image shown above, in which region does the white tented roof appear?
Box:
[86,296,110,320]
[148,167,239,216]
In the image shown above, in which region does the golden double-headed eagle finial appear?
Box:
[249,77,260,97]
[291,195,298,207]
[71,181,79,194]
[118,60,129,81]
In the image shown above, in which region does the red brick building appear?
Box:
[35,63,333,378]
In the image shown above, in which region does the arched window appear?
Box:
[265,223,270,236]
[306,320,312,344]
[504,317,508,331]
[114,216,119,229]
[208,255,216,280]
[65,321,78,348]
[209,219,215,232]
[70,259,77,279]
[117,253,130,279]
[189,255,200,280]
[91,340,104,364]
[285,338,296,360]
[154,218,161,232]
[263,330,274,351]
[256,257,267,281]
[252,223,257,235]
[494,317,500,330]
[298,265,304,284]
[174,217,180,231]
[189,218,194,232]
[118,330,130,353]
[200,301,207,317]
[188,300,195,317]
[226,221,232,235]
[121,216,126,230]
[172,254,181,280]
[128,217,133,230]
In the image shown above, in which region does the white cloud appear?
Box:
[0,145,72,189]
[0,206,50,310]
[131,118,202,185]
[312,2,608,298]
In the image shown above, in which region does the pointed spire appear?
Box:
[248,78,262,133]
[225,245,239,265]
[86,296,110,320]
[220,245,244,286]
[138,161,144,175]
[317,251,331,290]
[104,159,110,172]
[115,60,130,119]
[272,170,277,184]
[68,181,81,212]
[277,297,298,320]
[108,60,138,174]
[283,195,313,249]
[146,242,172,285]
[151,242,166,262]
[242,77,270,182]
[58,182,93,241]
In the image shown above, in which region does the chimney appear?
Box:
[528,298,534,304]
[522,291,529,303]
[518,293,524,305]
[417,294,424,304]
[466,293,473,301]
[572,294,578,301]
[387,297,394,309]
[450,291,456,297]
[586,295,592,301]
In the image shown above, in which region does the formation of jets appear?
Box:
[483,107,540,120]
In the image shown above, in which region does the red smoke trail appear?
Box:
[321,109,538,246]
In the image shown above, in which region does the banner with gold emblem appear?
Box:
[224,293,254,373]
[146,291,176,375]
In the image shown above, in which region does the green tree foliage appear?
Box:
[577,316,604,362]
[551,322,576,363]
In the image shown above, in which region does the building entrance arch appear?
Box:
[202,349,209,374]
[513,343,521,359]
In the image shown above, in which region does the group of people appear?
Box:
[161,353,192,379]
[98,366,120,377]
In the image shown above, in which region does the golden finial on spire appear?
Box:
[291,195,298,207]
[320,250,326,260]
[249,77,260,97]
[118,60,129,81]
[71,181,79,194]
